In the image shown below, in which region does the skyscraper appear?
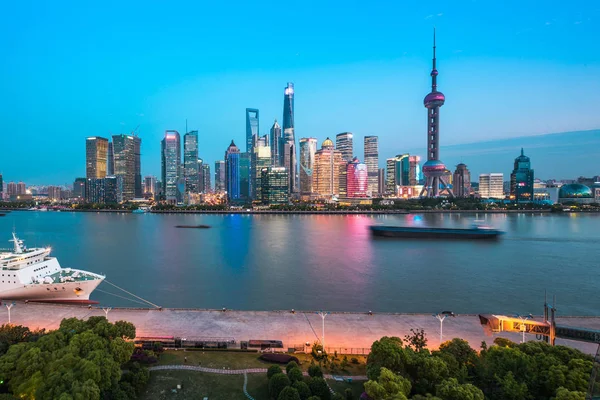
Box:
[183,131,199,195]
[161,130,181,202]
[299,137,317,198]
[144,176,157,197]
[385,158,397,196]
[251,138,271,200]
[112,134,136,201]
[246,108,259,153]
[346,157,368,198]
[48,186,61,202]
[270,119,282,167]
[479,173,504,199]
[107,142,114,176]
[420,30,453,198]
[282,83,297,193]
[364,136,379,196]
[314,138,345,199]
[134,136,142,198]
[0,174,3,200]
[104,175,124,203]
[240,153,250,200]
[225,140,241,202]
[17,182,25,195]
[202,164,211,193]
[453,164,471,197]
[86,137,108,179]
[86,178,105,203]
[261,167,289,205]
[214,160,226,192]
[510,148,534,203]
[336,132,354,162]
[378,168,385,197]
[73,178,86,201]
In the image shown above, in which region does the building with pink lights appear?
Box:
[346,157,368,198]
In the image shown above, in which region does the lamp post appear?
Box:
[515,314,533,343]
[433,311,455,346]
[102,307,112,320]
[6,303,15,325]
[316,311,330,352]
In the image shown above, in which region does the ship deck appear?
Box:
[47,269,102,283]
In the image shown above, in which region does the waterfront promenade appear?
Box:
[3,302,599,354]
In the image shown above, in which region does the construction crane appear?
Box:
[131,125,140,137]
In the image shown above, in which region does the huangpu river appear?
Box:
[1,211,598,315]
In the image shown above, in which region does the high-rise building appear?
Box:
[86,178,105,203]
[251,139,271,200]
[161,130,181,202]
[336,132,354,162]
[144,176,157,196]
[510,148,534,203]
[346,157,368,198]
[112,134,136,201]
[378,168,385,197]
[420,30,453,198]
[240,153,250,200]
[104,175,123,203]
[246,108,259,153]
[385,158,397,196]
[225,140,241,202]
[453,164,471,197]
[133,136,142,198]
[479,173,504,199]
[364,136,379,196]
[261,167,289,205]
[73,178,86,201]
[107,142,114,176]
[270,120,282,167]
[48,186,61,202]
[214,160,226,192]
[17,182,26,195]
[86,137,108,179]
[183,131,199,195]
[7,182,17,197]
[409,156,421,185]
[299,138,317,197]
[201,164,211,193]
[282,83,296,193]
[314,138,345,199]
[0,174,3,200]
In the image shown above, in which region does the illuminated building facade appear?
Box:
[453,163,471,197]
[86,178,105,203]
[214,160,226,192]
[314,138,344,199]
[112,134,136,201]
[282,83,296,193]
[73,178,86,201]
[161,130,181,202]
[479,173,504,199]
[510,148,534,203]
[299,138,317,197]
[48,186,61,202]
[378,168,385,197]
[201,164,211,193]
[364,136,379,196]
[252,141,271,200]
[107,142,114,176]
[104,175,123,203]
[246,108,259,153]
[225,141,241,202]
[261,167,289,205]
[270,119,282,167]
[420,30,453,198]
[346,157,368,198]
[184,131,199,195]
[86,137,108,179]
[336,132,354,162]
[144,176,157,197]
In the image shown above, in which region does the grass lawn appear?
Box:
[293,353,368,376]
[157,350,273,369]
[139,370,246,400]
[329,379,365,398]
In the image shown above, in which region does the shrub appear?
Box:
[278,386,301,400]
[269,373,291,399]
[350,357,359,364]
[288,367,304,383]
[261,353,300,364]
[308,365,324,378]
[293,381,311,400]
[344,388,353,400]
[309,377,331,400]
[286,361,300,374]
[332,394,345,400]
[268,365,283,379]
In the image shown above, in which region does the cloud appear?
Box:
[545,21,552,25]
[574,21,582,24]
[425,13,443,19]
[453,49,463,54]
[425,14,433,19]
[136,113,145,117]
[119,122,126,125]
[437,13,443,16]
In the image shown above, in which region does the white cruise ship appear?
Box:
[0,233,105,303]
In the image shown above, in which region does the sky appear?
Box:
[0,0,599,185]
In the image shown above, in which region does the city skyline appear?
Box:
[1,2,599,184]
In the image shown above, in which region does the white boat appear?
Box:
[0,233,105,303]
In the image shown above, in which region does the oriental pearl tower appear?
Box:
[420,29,453,198]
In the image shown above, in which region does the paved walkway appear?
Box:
[148,364,368,381]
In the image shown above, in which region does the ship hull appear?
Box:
[370,226,503,240]
[0,275,104,302]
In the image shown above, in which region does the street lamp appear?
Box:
[6,302,15,325]
[515,314,533,343]
[433,311,455,345]
[102,307,112,319]
[316,311,330,352]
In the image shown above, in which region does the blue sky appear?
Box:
[1,0,599,184]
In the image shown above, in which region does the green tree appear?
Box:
[344,388,353,400]
[287,361,300,374]
[278,386,301,400]
[495,371,528,400]
[308,377,331,400]
[364,367,411,400]
[411,356,449,395]
[270,373,291,399]
[307,396,322,400]
[404,329,428,353]
[268,365,283,379]
[292,381,311,400]
[332,393,344,400]
[435,378,484,400]
[288,367,304,383]
[0,325,44,356]
[308,365,324,378]
[367,337,411,380]
[553,387,586,400]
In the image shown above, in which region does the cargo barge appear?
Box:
[369,224,504,240]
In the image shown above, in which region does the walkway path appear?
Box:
[148,364,368,381]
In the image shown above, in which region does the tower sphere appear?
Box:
[422,159,447,178]
[424,91,445,108]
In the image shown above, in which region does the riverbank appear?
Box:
[3,302,599,354]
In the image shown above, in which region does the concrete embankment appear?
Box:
[3,302,599,354]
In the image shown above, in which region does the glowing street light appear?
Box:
[515,314,534,343]
[6,302,15,324]
[316,311,330,352]
[433,311,455,345]
[102,307,112,319]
